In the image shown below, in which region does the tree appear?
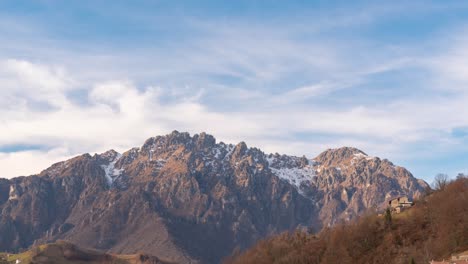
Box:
[385,208,392,227]
[433,173,449,191]
[456,173,466,180]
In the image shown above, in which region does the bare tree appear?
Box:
[433,173,449,191]
[456,173,466,180]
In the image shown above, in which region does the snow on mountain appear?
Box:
[100,152,123,184]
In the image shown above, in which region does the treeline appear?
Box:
[225,176,468,264]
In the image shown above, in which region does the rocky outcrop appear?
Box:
[0,131,429,263]
[312,147,428,225]
[265,146,428,226]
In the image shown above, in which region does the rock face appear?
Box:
[0,131,429,264]
[278,147,429,226]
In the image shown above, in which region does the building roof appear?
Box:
[387,195,407,202]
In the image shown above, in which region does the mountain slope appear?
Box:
[0,131,428,263]
[0,240,174,264]
[225,176,468,264]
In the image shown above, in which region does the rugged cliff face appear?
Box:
[289,147,428,226]
[225,177,468,264]
[0,131,429,264]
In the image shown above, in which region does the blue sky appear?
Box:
[1,1,468,182]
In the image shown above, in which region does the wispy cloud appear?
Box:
[1,2,468,179]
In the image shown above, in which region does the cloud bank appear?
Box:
[1,2,468,179]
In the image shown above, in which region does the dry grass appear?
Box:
[226,177,468,264]
[2,241,173,264]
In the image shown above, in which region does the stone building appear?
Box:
[388,196,413,213]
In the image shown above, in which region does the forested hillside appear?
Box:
[226,176,468,264]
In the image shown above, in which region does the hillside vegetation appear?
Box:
[225,177,468,264]
[0,241,174,264]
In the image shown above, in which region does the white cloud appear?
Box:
[0,147,72,178]
[0,51,467,180]
[3,59,69,91]
[2,9,468,180]
[428,34,468,91]
[0,59,73,108]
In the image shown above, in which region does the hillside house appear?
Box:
[452,250,468,260]
[430,256,468,264]
[388,196,413,213]
[428,246,468,263]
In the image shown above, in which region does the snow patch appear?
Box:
[149,149,155,161]
[213,146,223,159]
[316,165,323,173]
[269,165,315,195]
[353,153,367,158]
[353,153,374,161]
[8,185,19,200]
[266,154,317,195]
[101,153,123,185]
[223,144,235,161]
[266,155,274,166]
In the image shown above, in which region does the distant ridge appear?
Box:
[0,240,175,264]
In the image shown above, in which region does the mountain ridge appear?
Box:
[0,131,429,263]
[226,176,468,264]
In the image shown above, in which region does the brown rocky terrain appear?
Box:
[0,131,429,263]
[0,240,174,264]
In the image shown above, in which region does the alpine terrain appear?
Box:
[0,131,429,263]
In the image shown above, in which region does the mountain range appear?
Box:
[0,131,429,263]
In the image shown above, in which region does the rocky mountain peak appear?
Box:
[232,141,248,159]
[193,132,216,149]
[98,149,121,162]
[0,132,430,264]
[141,131,218,154]
[314,146,369,167]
